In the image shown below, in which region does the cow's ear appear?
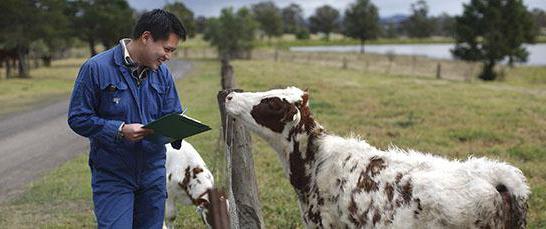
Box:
[302,92,309,107]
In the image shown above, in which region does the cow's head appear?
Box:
[224,87,310,144]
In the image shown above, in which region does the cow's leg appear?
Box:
[165,194,177,229]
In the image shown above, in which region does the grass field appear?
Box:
[0,56,545,228]
[0,58,84,118]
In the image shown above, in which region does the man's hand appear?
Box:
[121,123,154,141]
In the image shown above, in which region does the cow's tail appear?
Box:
[495,184,528,228]
[465,157,530,228]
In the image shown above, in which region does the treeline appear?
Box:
[1,0,544,80]
[0,0,197,78]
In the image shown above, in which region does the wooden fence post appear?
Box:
[217,58,264,229]
[436,63,442,79]
[342,57,348,69]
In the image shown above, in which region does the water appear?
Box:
[290,43,546,66]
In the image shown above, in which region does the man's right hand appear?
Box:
[121,123,154,141]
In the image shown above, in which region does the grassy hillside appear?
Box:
[0,58,544,228]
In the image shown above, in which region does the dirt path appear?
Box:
[0,60,192,203]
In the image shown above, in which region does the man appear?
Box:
[68,9,186,228]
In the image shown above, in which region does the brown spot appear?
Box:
[251,97,298,133]
[366,157,386,176]
[385,183,394,201]
[168,173,172,181]
[373,209,381,225]
[395,173,403,184]
[342,155,352,167]
[357,170,379,192]
[192,167,204,178]
[395,179,413,207]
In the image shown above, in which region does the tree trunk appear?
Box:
[88,37,97,57]
[42,56,52,67]
[479,60,497,81]
[5,59,12,79]
[360,39,366,54]
[17,46,30,78]
[217,58,264,229]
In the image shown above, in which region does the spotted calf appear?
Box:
[164,140,214,229]
[224,87,529,228]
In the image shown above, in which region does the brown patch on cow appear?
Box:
[385,183,394,201]
[168,173,172,181]
[297,93,317,134]
[357,170,379,192]
[192,167,204,178]
[367,157,386,176]
[372,209,381,225]
[289,140,311,200]
[356,157,387,192]
[342,155,352,167]
[251,97,298,133]
[395,173,403,183]
[394,179,413,207]
[414,198,422,219]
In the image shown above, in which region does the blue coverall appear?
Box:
[68,44,182,228]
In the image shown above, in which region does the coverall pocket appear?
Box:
[149,83,169,119]
[99,81,129,119]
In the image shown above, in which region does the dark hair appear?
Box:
[133,9,187,41]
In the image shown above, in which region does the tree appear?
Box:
[281,3,305,34]
[68,0,134,57]
[251,1,283,40]
[404,0,434,38]
[452,0,537,81]
[203,7,258,60]
[0,0,70,77]
[164,2,195,38]
[343,0,381,53]
[430,13,455,37]
[194,16,208,34]
[530,8,546,31]
[309,5,340,40]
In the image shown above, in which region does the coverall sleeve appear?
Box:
[163,67,184,149]
[67,61,124,146]
[162,67,183,116]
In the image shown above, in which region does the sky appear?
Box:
[127,0,546,18]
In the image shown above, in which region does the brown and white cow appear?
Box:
[223,87,529,228]
[164,140,214,229]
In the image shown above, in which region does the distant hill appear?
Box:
[380,14,408,25]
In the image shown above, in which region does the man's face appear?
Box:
[141,32,180,70]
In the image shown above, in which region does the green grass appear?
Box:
[0,57,545,228]
[0,58,84,118]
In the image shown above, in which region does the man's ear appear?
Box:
[141,31,152,44]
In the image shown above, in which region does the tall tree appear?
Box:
[530,8,546,30]
[452,0,537,81]
[251,1,283,40]
[68,0,134,56]
[404,0,434,38]
[281,3,305,34]
[309,5,340,40]
[194,16,208,34]
[164,2,195,38]
[343,0,381,53]
[204,7,258,60]
[0,0,69,77]
[430,13,455,37]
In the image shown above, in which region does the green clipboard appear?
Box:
[144,113,211,142]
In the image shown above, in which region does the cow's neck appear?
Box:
[285,114,325,204]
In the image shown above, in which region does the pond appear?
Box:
[289,43,546,66]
